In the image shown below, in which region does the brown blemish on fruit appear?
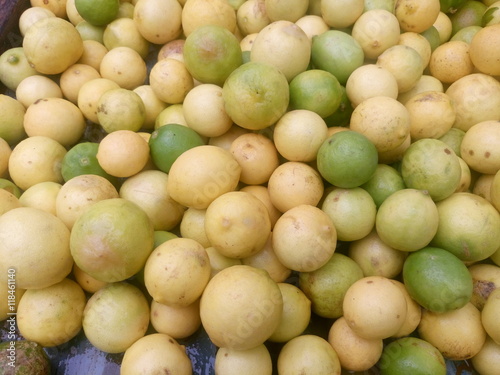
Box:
[367,280,373,284]
[444,148,451,154]
[468,150,474,156]
[485,151,491,158]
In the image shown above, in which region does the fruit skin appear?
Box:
[379,336,446,375]
[431,192,500,263]
[375,188,439,252]
[311,30,364,85]
[299,253,364,319]
[200,265,283,350]
[222,61,289,130]
[316,130,378,188]
[61,142,119,187]
[148,123,205,173]
[401,138,461,202]
[0,340,51,375]
[403,247,473,313]
[183,24,243,86]
[70,198,154,283]
[75,0,119,26]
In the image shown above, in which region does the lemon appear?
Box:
[19,181,61,216]
[328,316,383,372]
[268,283,311,343]
[0,47,38,91]
[316,130,378,188]
[121,333,192,375]
[96,88,146,133]
[0,207,73,290]
[148,123,204,173]
[23,17,84,75]
[321,187,377,242]
[403,246,473,313]
[70,198,154,283]
[183,24,243,86]
[277,334,341,375]
[222,61,289,130]
[82,282,150,353]
[17,278,86,347]
[144,237,210,307]
[205,191,272,259]
[150,299,201,339]
[469,24,500,77]
[401,138,461,201]
[75,0,119,26]
[250,20,311,82]
[431,192,500,262]
[8,136,67,191]
[200,265,283,350]
[215,345,273,375]
[360,164,406,208]
[119,170,186,231]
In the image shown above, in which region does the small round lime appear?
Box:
[311,30,364,85]
[61,142,119,187]
[402,246,473,313]
[148,123,204,173]
[379,336,446,375]
[153,230,179,248]
[316,130,378,188]
[289,69,343,118]
[361,164,406,208]
[75,0,120,26]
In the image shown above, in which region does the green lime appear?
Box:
[75,0,120,26]
[299,253,364,319]
[183,24,243,87]
[288,69,343,118]
[379,336,446,375]
[402,246,473,313]
[420,26,441,51]
[316,130,378,188]
[311,30,364,85]
[323,85,353,128]
[450,25,483,43]
[75,20,105,44]
[450,0,488,36]
[437,127,466,156]
[0,178,22,198]
[360,164,406,208]
[61,142,119,187]
[153,230,179,248]
[149,123,204,173]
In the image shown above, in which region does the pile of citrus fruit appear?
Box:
[1,0,500,374]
